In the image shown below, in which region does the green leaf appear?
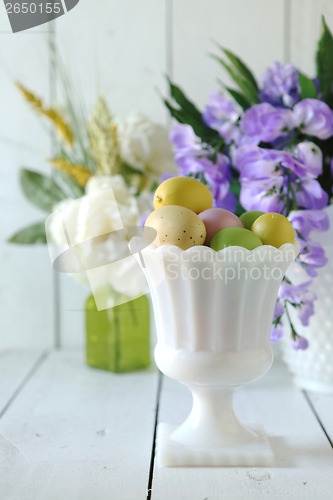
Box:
[229,177,241,198]
[219,46,259,92]
[20,169,67,212]
[212,56,259,104]
[164,98,202,132]
[228,172,245,217]
[164,80,220,143]
[8,221,46,245]
[168,79,203,121]
[297,72,317,99]
[225,86,252,110]
[316,16,333,105]
[164,99,187,123]
[55,170,85,199]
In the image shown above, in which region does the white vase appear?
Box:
[131,239,299,466]
[281,205,333,394]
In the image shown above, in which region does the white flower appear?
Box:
[46,198,80,249]
[136,189,154,216]
[115,112,177,178]
[78,174,139,242]
[47,175,149,299]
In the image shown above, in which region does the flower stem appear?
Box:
[285,173,298,215]
[284,302,298,341]
[113,302,120,372]
[127,297,138,327]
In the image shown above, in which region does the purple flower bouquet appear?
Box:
[164,17,333,350]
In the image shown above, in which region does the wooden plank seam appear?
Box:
[48,21,62,350]
[147,372,163,500]
[0,351,49,420]
[302,390,333,449]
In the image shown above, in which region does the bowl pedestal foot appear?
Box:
[157,385,274,467]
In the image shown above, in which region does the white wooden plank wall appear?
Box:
[0,16,54,349]
[55,0,169,347]
[290,0,333,75]
[1,0,333,349]
[172,0,286,109]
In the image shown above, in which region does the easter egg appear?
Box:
[153,176,213,214]
[240,210,265,230]
[144,205,206,250]
[198,208,244,245]
[210,227,263,251]
[251,212,295,248]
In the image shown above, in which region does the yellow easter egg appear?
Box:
[251,212,295,248]
[144,205,206,250]
[154,176,213,214]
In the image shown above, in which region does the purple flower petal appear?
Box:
[274,300,284,320]
[298,239,328,277]
[241,103,296,144]
[289,209,330,238]
[293,99,333,140]
[260,62,300,107]
[291,336,309,350]
[203,92,239,143]
[240,177,285,213]
[271,323,284,343]
[169,124,201,151]
[293,141,323,177]
[279,280,317,327]
[295,179,329,210]
[214,190,237,212]
[170,125,234,210]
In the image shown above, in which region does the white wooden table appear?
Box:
[1,351,333,500]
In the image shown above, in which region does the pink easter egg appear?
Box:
[198,208,244,245]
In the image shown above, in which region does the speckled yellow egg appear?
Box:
[153,176,213,214]
[251,212,295,248]
[144,205,206,250]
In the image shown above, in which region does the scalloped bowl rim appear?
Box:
[136,239,301,262]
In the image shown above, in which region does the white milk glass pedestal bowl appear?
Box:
[131,240,300,467]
